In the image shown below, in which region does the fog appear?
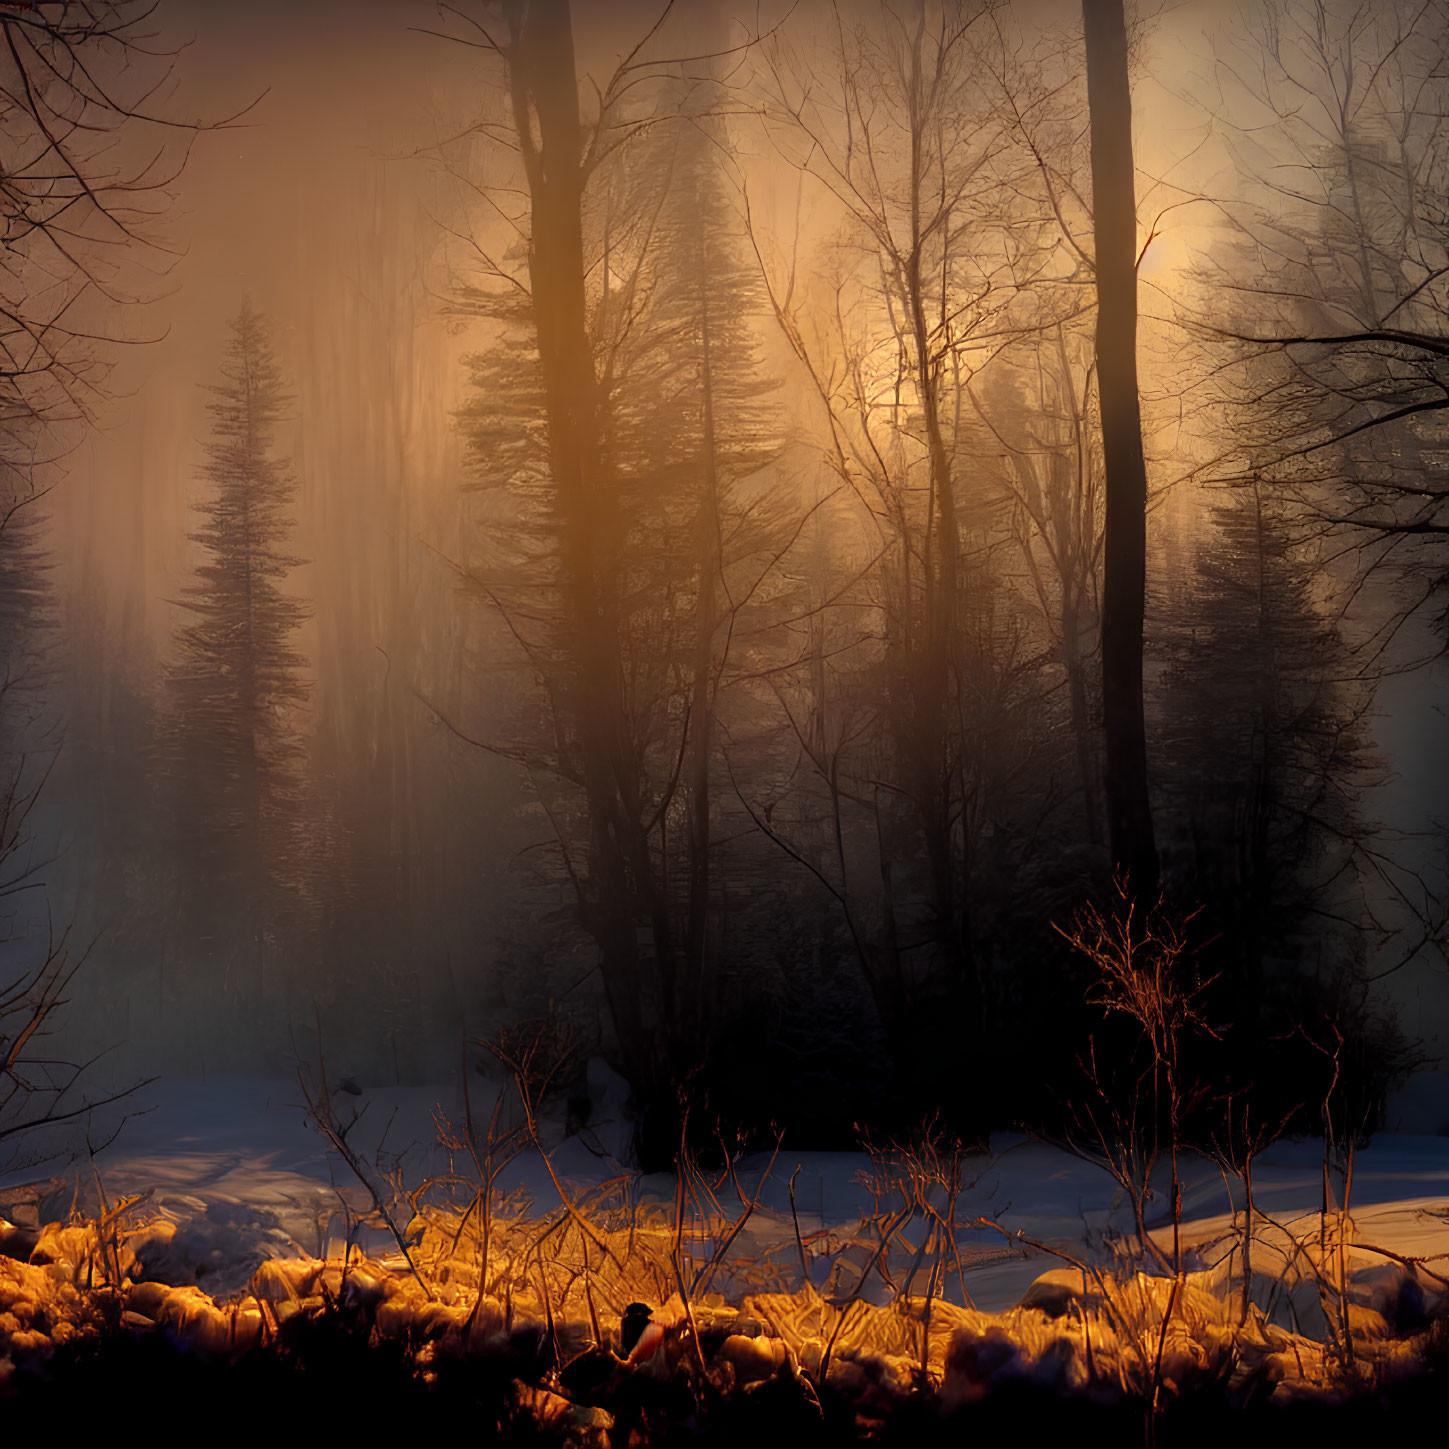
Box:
[5,0,1445,1152]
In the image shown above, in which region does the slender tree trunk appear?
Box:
[900,10,974,1023]
[1083,0,1158,893]
[683,297,720,1052]
[1062,594,1102,846]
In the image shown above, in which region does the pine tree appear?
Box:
[160,302,310,1026]
[448,28,793,1132]
[1157,479,1374,988]
[1154,477,1424,1129]
[0,464,61,1138]
[620,76,784,1058]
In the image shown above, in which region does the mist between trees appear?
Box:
[4,0,1448,1168]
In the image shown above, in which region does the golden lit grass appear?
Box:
[1,1186,1445,1419]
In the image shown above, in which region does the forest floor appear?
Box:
[2,1074,1448,1441]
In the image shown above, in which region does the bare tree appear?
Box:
[971,323,1105,849]
[427,0,664,1091]
[427,3,804,1151]
[747,0,1058,1059]
[1196,0,1449,648]
[0,2,226,475]
[0,1,227,1157]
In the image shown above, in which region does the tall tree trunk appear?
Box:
[683,298,719,1052]
[1062,592,1103,846]
[901,7,973,1019]
[507,0,656,1075]
[1083,0,1158,893]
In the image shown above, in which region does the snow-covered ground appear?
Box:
[4,1070,1448,1317]
[4,1064,1449,1433]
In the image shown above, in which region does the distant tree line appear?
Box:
[29,0,1442,1160]
[0,2,230,1159]
[394,0,1439,1160]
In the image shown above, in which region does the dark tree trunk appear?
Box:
[507,0,657,1075]
[900,14,974,1023]
[683,299,719,1050]
[1083,0,1158,894]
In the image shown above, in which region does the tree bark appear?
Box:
[1083,0,1158,893]
[507,0,656,1072]
[683,294,719,1049]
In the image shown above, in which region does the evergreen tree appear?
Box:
[0,462,61,1154]
[1157,479,1375,993]
[447,27,795,1137]
[1155,476,1426,1128]
[618,76,785,1062]
[159,302,310,1038]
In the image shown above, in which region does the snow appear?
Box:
[4,1070,1449,1413]
[7,1074,1449,1310]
